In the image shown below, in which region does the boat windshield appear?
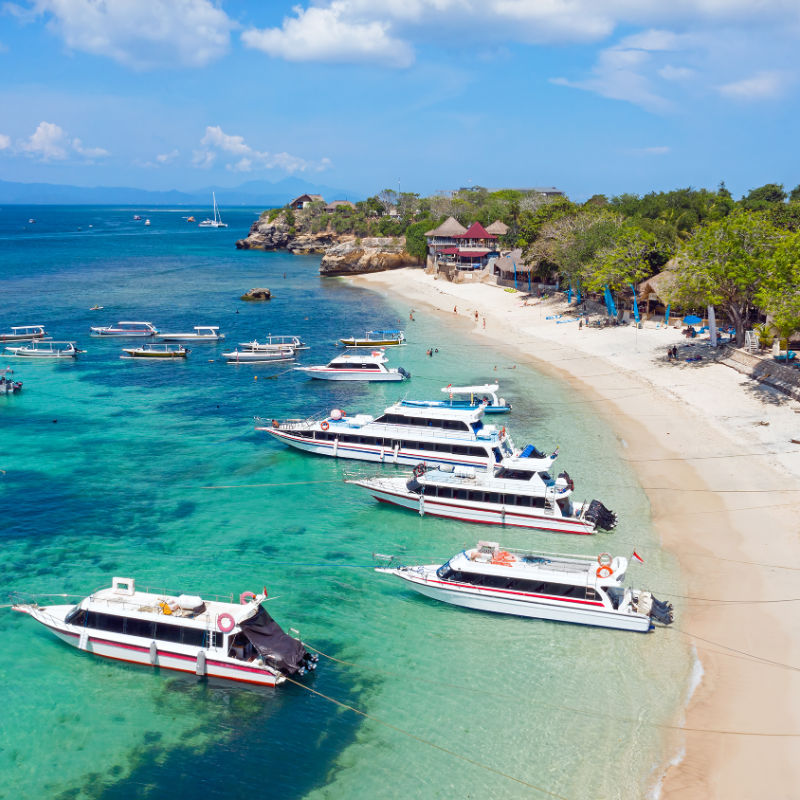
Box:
[494,467,535,481]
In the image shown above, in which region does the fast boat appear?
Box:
[340,330,405,347]
[12,577,318,687]
[223,347,295,363]
[401,383,511,414]
[257,404,516,469]
[91,321,158,337]
[0,368,22,394]
[346,448,617,534]
[158,326,224,342]
[295,352,409,382]
[133,215,142,221]
[240,335,308,351]
[0,325,48,342]
[122,343,188,359]
[4,341,80,359]
[376,541,673,632]
[198,192,227,228]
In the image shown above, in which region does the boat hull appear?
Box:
[390,571,651,632]
[4,348,76,359]
[0,333,46,342]
[340,339,404,347]
[158,335,221,342]
[295,367,405,381]
[401,400,511,414]
[354,481,595,534]
[91,331,155,337]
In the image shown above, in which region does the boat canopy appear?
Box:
[441,383,499,396]
[194,326,219,331]
[117,321,156,326]
[368,330,402,335]
[239,606,309,675]
[11,325,45,331]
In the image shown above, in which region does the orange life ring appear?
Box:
[239,591,257,605]
[217,612,235,633]
[321,420,330,431]
[597,552,612,567]
[596,565,613,579]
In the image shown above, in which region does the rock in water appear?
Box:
[240,288,271,301]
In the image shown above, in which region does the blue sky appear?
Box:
[1,0,798,200]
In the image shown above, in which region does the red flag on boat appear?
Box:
[631,550,644,564]
[263,586,268,597]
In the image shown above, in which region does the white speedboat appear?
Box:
[91,321,158,337]
[5,341,80,359]
[198,192,227,228]
[122,343,188,359]
[0,325,47,342]
[13,577,318,687]
[377,542,673,632]
[295,352,409,382]
[346,448,617,534]
[158,326,224,342]
[340,329,405,347]
[240,335,308,351]
[257,403,515,470]
[0,368,22,394]
[144,219,151,226]
[223,348,295,363]
[401,383,512,414]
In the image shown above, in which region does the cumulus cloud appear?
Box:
[16,121,109,161]
[718,70,788,100]
[0,133,10,150]
[658,64,694,81]
[156,149,179,164]
[24,0,234,69]
[193,126,330,174]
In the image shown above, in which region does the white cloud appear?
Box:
[658,64,694,81]
[194,126,330,174]
[17,121,108,161]
[156,149,179,164]
[242,4,414,68]
[26,0,234,69]
[718,70,788,100]
[0,133,10,150]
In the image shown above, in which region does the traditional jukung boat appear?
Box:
[4,341,80,359]
[91,321,158,337]
[122,343,188,359]
[346,449,617,534]
[401,383,512,414]
[340,330,405,347]
[295,352,409,382]
[258,403,516,469]
[158,326,224,342]
[0,325,47,342]
[12,577,318,686]
[376,542,673,632]
[240,335,308,351]
[223,348,295,363]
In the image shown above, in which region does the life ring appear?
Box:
[597,552,612,567]
[321,420,330,431]
[413,463,426,477]
[239,591,257,605]
[272,419,279,429]
[217,613,235,633]
[596,565,613,579]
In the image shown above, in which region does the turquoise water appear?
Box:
[0,206,691,799]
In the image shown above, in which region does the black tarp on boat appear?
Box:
[239,606,308,675]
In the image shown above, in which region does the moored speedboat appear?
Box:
[0,325,47,342]
[377,542,673,632]
[12,577,318,686]
[158,326,224,342]
[257,403,515,469]
[295,351,409,382]
[340,329,405,347]
[346,449,617,534]
[91,321,158,337]
[0,368,22,394]
[401,383,512,414]
[4,340,80,359]
[122,343,188,359]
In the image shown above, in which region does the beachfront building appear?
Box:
[289,194,324,210]
[325,200,356,213]
[425,218,503,276]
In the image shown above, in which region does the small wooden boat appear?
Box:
[0,325,47,342]
[158,326,224,342]
[122,343,188,359]
[91,321,158,337]
[5,341,80,359]
[340,329,405,347]
[186,216,196,222]
[223,348,294,363]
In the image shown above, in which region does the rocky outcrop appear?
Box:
[235,216,293,250]
[288,230,345,255]
[319,237,420,276]
[240,288,271,301]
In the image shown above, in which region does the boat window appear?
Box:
[155,622,183,643]
[125,617,155,639]
[438,486,454,499]
[495,468,534,480]
[454,489,469,500]
[470,446,487,457]
[492,448,502,462]
[540,472,553,483]
[65,606,86,626]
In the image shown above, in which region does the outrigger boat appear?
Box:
[4,341,80,359]
[122,343,188,359]
[158,326,224,342]
[224,347,295,363]
[376,541,673,632]
[340,330,405,347]
[0,325,47,342]
[295,351,409,382]
[258,403,515,469]
[91,321,158,337]
[346,447,617,534]
[402,383,512,414]
[0,368,22,394]
[240,335,308,351]
[12,577,318,687]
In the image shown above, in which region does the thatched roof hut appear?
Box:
[425,216,468,237]
[486,220,509,236]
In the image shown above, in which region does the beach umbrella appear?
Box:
[664,304,670,325]
[683,314,702,325]
[630,283,640,324]
[567,283,573,303]
[603,285,617,317]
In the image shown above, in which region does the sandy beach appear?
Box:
[353,268,800,799]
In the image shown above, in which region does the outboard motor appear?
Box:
[584,499,618,531]
[649,595,674,625]
[398,367,411,379]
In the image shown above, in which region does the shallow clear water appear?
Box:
[0,206,691,799]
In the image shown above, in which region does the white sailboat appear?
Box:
[199,193,227,228]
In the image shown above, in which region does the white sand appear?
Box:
[353,268,800,799]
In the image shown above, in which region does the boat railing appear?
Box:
[328,420,502,442]
[255,411,328,430]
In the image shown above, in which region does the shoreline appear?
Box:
[350,268,800,799]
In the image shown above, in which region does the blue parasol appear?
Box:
[683,314,702,325]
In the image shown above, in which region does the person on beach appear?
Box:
[482,317,486,329]
[409,311,414,321]
[579,319,583,330]
[453,306,457,314]
[474,310,479,321]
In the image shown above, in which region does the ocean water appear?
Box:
[0,206,692,800]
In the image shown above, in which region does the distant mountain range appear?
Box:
[0,177,357,206]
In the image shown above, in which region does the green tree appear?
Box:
[404,219,435,261]
[790,184,800,203]
[758,231,800,344]
[582,223,667,292]
[740,183,787,211]
[670,212,784,346]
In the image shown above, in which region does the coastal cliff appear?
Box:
[235,209,420,274]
